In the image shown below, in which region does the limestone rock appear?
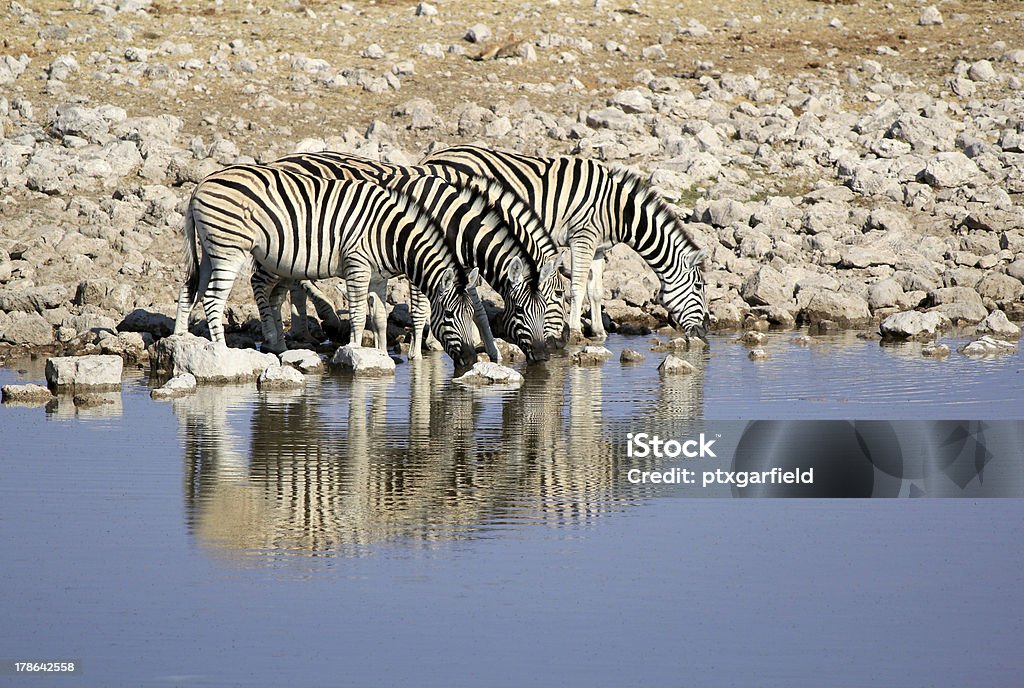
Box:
[45,354,123,391]
[958,336,1018,356]
[879,310,951,341]
[2,384,54,404]
[748,348,768,360]
[493,338,526,364]
[975,311,1021,339]
[279,349,324,372]
[620,349,645,363]
[658,354,695,375]
[0,312,54,346]
[330,344,396,376]
[572,345,613,365]
[455,361,523,386]
[150,373,197,399]
[150,333,280,382]
[258,364,306,390]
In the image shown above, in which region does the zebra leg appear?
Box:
[344,258,372,349]
[303,281,345,341]
[567,239,597,344]
[368,273,388,350]
[586,254,607,340]
[174,278,199,336]
[409,285,427,360]
[201,251,249,348]
[268,281,290,352]
[413,286,444,352]
[251,268,287,354]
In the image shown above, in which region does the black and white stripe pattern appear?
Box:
[172,164,484,368]
[262,152,568,360]
[420,145,710,342]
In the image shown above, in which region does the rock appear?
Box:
[739,331,766,345]
[918,6,943,25]
[620,349,645,363]
[791,335,812,346]
[279,349,323,372]
[465,24,492,43]
[72,393,116,409]
[1,384,54,404]
[74,279,132,312]
[45,355,123,391]
[455,361,523,386]
[879,310,951,341]
[658,354,695,375]
[493,338,526,364]
[927,287,989,323]
[258,364,306,390]
[868,279,904,310]
[968,59,997,82]
[416,2,438,17]
[741,265,791,307]
[918,152,982,188]
[975,311,1021,339]
[840,246,897,269]
[99,332,152,362]
[957,336,1018,356]
[798,290,872,327]
[975,273,1023,304]
[330,344,396,376]
[698,199,752,228]
[0,312,54,346]
[650,337,698,352]
[572,345,613,365]
[150,373,197,399]
[921,343,950,358]
[117,308,175,337]
[151,333,280,382]
[609,89,651,114]
[748,348,768,360]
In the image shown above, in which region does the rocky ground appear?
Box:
[2,0,1024,365]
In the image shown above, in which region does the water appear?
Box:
[1,331,1022,686]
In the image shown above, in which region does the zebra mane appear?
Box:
[608,165,704,259]
[381,184,469,291]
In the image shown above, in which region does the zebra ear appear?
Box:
[507,257,525,285]
[467,267,482,289]
[688,248,707,267]
[440,267,457,293]
[538,257,556,283]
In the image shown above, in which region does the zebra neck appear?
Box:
[613,177,698,276]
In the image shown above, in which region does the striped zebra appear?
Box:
[420,145,710,343]
[172,164,485,369]
[257,152,569,362]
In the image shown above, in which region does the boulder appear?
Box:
[493,338,526,364]
[739,330,766,346]
[918,152,982,188]
[740,265,791,306]
[976,273,1023,304]
[957,336,1018,356]
[921,343,950,358]
[620,349,645,363]
[572,345,613,365]
[975,311,1021,339]
[45,354,123,391]
[330,344,396,376]
[658,354,695,375]
[879,310,951,341]
[150,373,197,399]
[150,333,280,382]
[1,384,54,404]
[257,365,306,390]
[868,279,905,310]
[279,349,324,372]
[0,312,54,346]
[455,361,523,386]
[117,308,175,337]
[927,287,988,323]
[798,289,872,327]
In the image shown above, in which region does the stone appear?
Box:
[572,345,613,365]
[72,393,116,409]
[45,355,123,391]
[620,349,645,363]
[416,2,438,16]
[739,331,766,345]
[2,384,54,404]
[879,310,951,341]
[918,152,982,188]
[258,364,306,390]
[465,24,492,43]
[976,273,1023,304]
[658,354,695,375]
[921,343,950,358]
[117,308,175,337]
[650,337,698,353]
[868,279,904,310]
[791,335,812,346]
[968,60,997,82]
[609,89,651,114]
[741,265,791,306]
[151,333,280,382]
[748,348,768,360]
[799,290,872,327]
[0,312,54,346]
[455,361,523,386]
[927,287,989,323]
[975,311,1021,339]
[493,338,526,364]
[150,373,197,399]
[279,349,323,372]
[918,6,943,26]
[330,344,396,376]
[957,336,1018,356]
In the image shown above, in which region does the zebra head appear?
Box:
[538,253,570,349]
[431,266,485,369]
[663,248,710,344]
[499,256,552,363]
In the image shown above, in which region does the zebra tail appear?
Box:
[181,198,200,295]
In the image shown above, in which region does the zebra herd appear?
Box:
[173,144,710,371]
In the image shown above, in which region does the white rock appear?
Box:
[455,361,523,386]
[416,2,437,16]
[150,373,197,399]
[493,338,526,364]
[958,336,1018,356]
[465,24,491,43]
[1,384,54,404]
[572,346,613,365]
[330,344,396,376]
[918,152,982,188]
[918,6,943,26]
[279,349,324,372]
[748,348,768,360]
[968,59,996,82]
[45,355,123,391]
[879,311,951,340]
[658,354,696,375]
[150,333,280,382]
[975,311,1021,339]
[921,343,950,358]
[258,364,306,390]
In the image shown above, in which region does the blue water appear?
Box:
[0,331,1022,686]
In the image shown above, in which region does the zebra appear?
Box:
[172,164,485,369]
[419,145,710,344]
[256,152,569,362]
